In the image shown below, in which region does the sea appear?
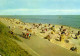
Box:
[0,15,80,28]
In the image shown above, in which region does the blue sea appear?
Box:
[0,15,80,28]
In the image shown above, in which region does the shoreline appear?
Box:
[0,18,80,54]
[0,17,80,30]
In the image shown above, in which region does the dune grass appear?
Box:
[0,22,31,56]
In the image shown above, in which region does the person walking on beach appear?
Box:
[60,26,63,31]
[26,33,29,39]
[29,34,31,39]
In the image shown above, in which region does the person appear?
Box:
[45,28,47,31]
[29,34,31,39]
[39,23,41,26]
[61,26,63,28]
[51,26,54,30]
[71,31,74,34]
[78,31,80,35]
[26,33,29,39]
[47,35,51,41]
[59,36,61,41]
[44,35,51,41]
[61,31,65,34]
[33,24,35,26]
[37,26,39,28]
[48,24,51,27]
[71,34,78,39]
[60,34,66,42]
[73,35,78,39]
[9,30,14,35]
[60,26,63,31]
[70,47,77,52]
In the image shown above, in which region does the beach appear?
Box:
[0,17,80,56]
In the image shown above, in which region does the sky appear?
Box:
[0,0,80,15]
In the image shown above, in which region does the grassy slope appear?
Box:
[0,22,31,56]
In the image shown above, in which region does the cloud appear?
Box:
[0,9,80,15]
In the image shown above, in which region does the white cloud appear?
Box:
[0,9,80,15]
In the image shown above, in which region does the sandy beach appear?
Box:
[0,17,80,55]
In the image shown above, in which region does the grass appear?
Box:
[0,21,31,56]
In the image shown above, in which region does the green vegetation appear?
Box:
[0,22,31,56]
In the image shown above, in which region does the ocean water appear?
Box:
[0,15,80,28]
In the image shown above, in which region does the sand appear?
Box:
[0,17,80,55]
